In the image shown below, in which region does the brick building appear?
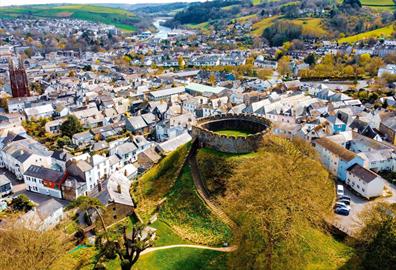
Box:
[9,59,30,98]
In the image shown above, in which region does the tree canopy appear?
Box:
[356,202,396,270]
[0,225,67,270]
[263,21,303,47]
[219,136,334,270]
[60,115,83,138]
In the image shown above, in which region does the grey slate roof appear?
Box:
[37,198,63,220]
[11,149,32,163]
[25,165,64,182]
[348,164,379,184]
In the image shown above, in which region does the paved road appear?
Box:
[333,180,396,234]
[141,244,237,255]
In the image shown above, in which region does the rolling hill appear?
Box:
[338,24,395,43]
[0,4,139,31]
[361,0,396,11]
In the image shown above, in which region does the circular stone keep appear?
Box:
[192,114,271,154]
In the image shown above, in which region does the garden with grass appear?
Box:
[214,129,252,137]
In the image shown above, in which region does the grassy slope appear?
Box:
[251,15,280,36]
[196,147,355,270]
[0,4,137,31]
[251,16,328,37]
[160,166,232,246]
[136,143,190,222]
[339,24,394,43]
[291,18,328,37]
[361,0,395,10]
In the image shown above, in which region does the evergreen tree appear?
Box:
[60,115,83,138]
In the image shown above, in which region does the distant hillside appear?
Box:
[164,0,245,28]
[360,0,396,11]
[0,4,140,31]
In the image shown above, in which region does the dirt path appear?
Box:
[141,244,237,255]
[142,143,239,257]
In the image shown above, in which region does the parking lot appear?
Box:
[334,180,396,234]
[1,168,68,207]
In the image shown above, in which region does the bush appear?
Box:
[263,21,302,47]
[11,194,33,212]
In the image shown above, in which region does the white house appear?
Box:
[23,165,67,199]
[0,134,52,180]
[346,164,384,199]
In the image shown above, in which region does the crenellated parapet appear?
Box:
[192,113,271,153]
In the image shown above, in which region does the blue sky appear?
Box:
[0,0,201,7]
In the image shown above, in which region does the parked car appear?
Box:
[334,202,350,211]
[337,185,344,196]
[338,199,350,205]
[338,195,351,201]
[335,207,349,216]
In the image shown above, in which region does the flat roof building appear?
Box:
[148,86,185,101]
[185,83,225,96]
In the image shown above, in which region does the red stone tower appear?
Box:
[9,58,30,98]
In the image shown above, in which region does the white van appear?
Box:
[337,185,344,196]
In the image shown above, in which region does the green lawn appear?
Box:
[0,4,138,31]
[214,129,252,137]
[160,166,232,246]
[151,220,192,247]
[134,248,228,270]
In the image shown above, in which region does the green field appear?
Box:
[251,16,328,37]
[0,4,138,31]
[339,24,394,43]
[361,0,395,11]
[214,129,252,137]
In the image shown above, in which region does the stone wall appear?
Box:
[192,114,271,154]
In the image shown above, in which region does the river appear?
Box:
[153,18,173,39]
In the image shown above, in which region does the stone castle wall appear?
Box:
[192,114,271,154]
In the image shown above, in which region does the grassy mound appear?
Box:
[160,166,232,246]
[135,143,190,222]
[196,137,356,270]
